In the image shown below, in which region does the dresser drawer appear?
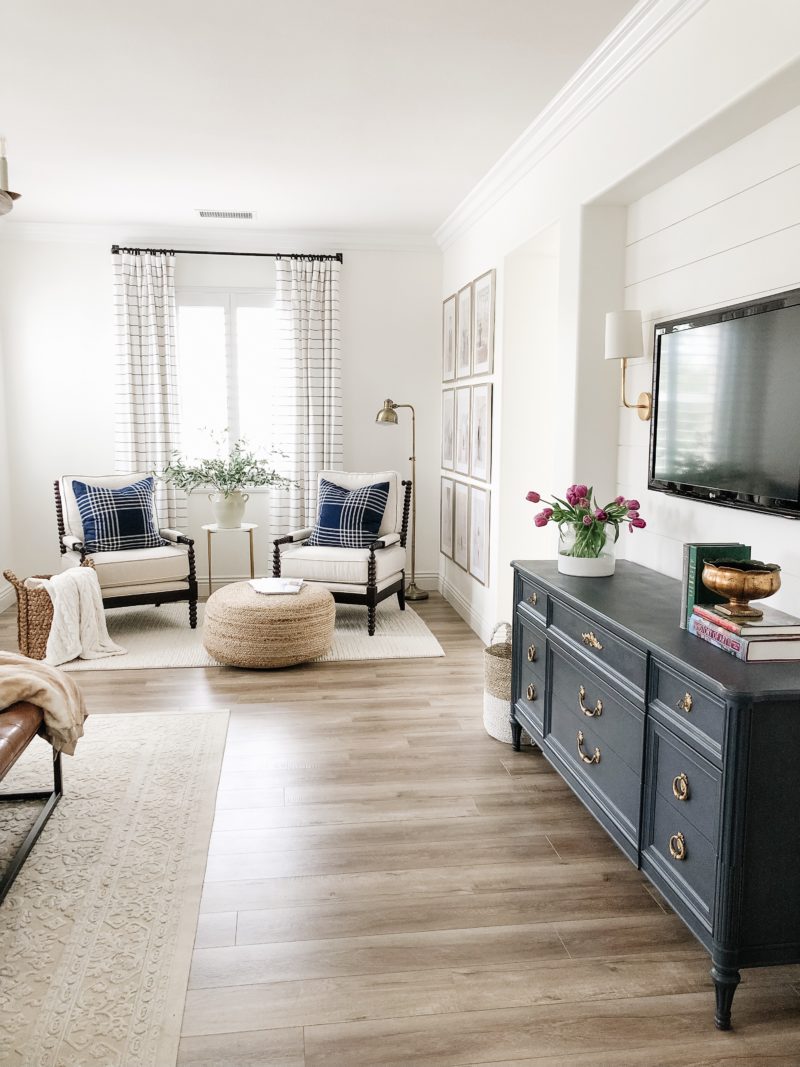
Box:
[651,661,725,761]
[515,614,546,679]
[514,615,546,734]
[518,574,547,625]
[550,645,643,774]
[646,793,717,925]
[649,721,721,845]
[550,600,646,703]
[548,700,640,843]
[516,672,544,734]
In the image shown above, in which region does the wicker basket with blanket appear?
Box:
[4,560,94,660]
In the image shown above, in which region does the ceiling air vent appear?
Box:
[196,209,255,220]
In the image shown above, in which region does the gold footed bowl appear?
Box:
[701,559,781,619]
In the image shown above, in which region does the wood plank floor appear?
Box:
[3,594,799,1065]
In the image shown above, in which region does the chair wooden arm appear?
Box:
[367,532,402,551]
[61,535,87,561]
[160,528,195,547]
[272,528,313,577]
[274,528,313,546]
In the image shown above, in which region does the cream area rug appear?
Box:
[61,598,444,671]
[0,710,228,1067]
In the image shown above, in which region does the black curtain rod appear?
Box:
[111,245,343,263]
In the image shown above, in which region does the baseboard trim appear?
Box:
[439,575,492,645]
[0,585,16,615]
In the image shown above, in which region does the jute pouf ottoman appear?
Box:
[203,582,336,668]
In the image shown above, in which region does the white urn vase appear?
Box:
[208,491,249,529]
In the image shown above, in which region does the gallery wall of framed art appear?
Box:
[440,268,496,584]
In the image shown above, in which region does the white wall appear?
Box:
[495,227,559,622]
[0,236,441,587]
[436,0,800,637]
[617,104,800,613]
[0,329,14,609]
[339,249,441,590]
[0,240,116,588]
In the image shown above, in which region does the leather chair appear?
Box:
[273,471,411,636]
[0,702,61,904]
[54,474,198,627]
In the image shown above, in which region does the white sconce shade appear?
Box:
[604,310,644,361]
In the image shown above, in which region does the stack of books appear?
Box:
[681,540,799,661]
[688,604,800,662]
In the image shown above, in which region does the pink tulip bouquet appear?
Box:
[526,483,646,559]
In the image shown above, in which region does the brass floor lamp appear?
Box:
[375,398,428,601]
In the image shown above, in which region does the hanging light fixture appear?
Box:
[0,138,21,217]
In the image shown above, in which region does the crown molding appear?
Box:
[0,221,438,254]
[434,0,711,250]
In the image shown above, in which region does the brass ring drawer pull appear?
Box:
[672,772,690,801]
[676,693,693,714]
[668,831,687,861]
[578,685,603,717]
[576,730,600,765]
[528,591,538,607]
[581,631,603,651]
[526,683,537,701]
[527,643,537,662]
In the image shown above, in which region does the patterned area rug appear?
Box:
[61,598,444,671]
[0,710,229,1067]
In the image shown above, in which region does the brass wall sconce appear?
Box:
[604,310,652,421]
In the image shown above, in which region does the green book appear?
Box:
[681,543,751,628]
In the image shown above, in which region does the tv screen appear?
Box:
[649,288,800,518]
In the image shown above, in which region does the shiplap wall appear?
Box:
[616,104,800,614]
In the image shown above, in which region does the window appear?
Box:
[176,288,278,459]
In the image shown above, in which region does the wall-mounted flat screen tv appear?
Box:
[649,287,800,519]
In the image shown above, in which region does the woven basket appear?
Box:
[4,560,94,660]
[483,622,513,743]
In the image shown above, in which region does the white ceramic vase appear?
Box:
[557,527,616,577]
[208,490,249,529]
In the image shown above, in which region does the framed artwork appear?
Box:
[472,269,496,375]
[442,294,456,382]
[469,486,490,585]
[469,382,492,482]
[454,481,469,570]
[456,283,472,378]
[441,388,455,470]
[440,477,454,558]
[454,386,471,475]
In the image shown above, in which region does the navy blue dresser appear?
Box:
[511,559,800,1029]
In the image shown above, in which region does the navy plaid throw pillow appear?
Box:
[307,478,390,549]
[72,476,167,553]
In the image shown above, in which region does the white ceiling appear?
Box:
[1,0,635,233]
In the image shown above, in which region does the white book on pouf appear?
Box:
[249,578,305,595]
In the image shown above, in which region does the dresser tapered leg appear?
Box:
[510,719,522,752]
[711,964,740,1030]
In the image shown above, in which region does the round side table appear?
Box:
[202,523,258,597]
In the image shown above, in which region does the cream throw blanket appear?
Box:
[26,568,125,666]
[0,651,87,754]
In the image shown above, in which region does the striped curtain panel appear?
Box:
[273,257,342,530]
[113,251,186,528]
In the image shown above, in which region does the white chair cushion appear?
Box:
[279,543,406,585]
[317,470,400,536]
[61,544,190,590]
[60,473,159,540]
